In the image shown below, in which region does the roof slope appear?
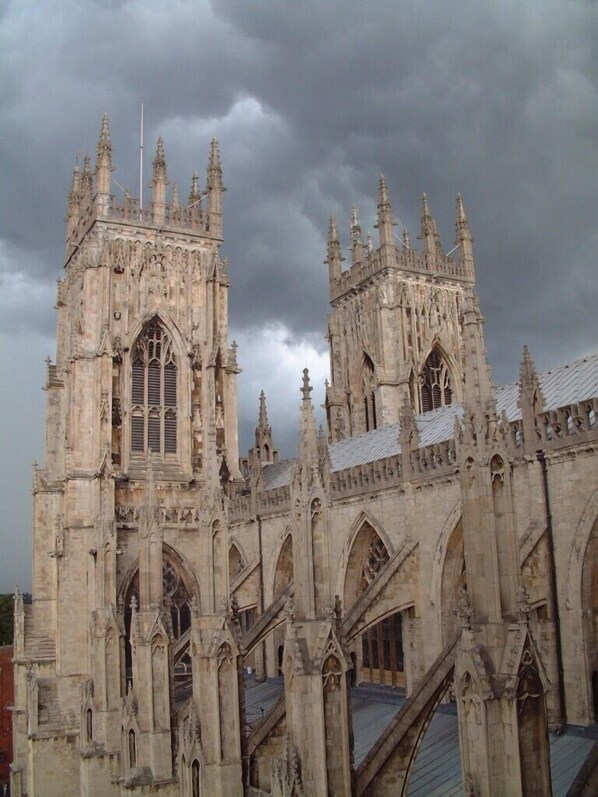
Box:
[261,352,598,487]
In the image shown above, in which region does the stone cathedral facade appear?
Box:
[11,117,598,796]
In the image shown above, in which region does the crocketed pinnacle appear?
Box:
[207,137,223,193]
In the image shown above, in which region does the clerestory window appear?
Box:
[131,319,177,456]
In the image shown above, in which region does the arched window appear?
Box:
[86,707,93,742]
[420,348,452,413]
[131,318,177,456]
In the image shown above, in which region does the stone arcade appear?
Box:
[11,117,598,796]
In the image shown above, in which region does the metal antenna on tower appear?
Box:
[139,103,144,215]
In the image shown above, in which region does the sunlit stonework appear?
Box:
[11,116,598,796]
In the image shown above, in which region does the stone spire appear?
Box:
[461,288,494,410]
[207,137,224,238]
[418,192,438,257]
[151,136,168,225]
[326,215,343,286]
[350,205,363,264]
[518,345,545,454]
[94,113,112,214]
[375,174,395,247]
[402,226,411,249]
[455,193,475,280]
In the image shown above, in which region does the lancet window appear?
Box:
[363,354,377,431]
[131,318,177,456]
[419,348,452,413]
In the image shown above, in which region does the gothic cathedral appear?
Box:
[11,117,598,796]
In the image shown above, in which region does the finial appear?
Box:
[171,182,180,209]
[350,205,363,263]
[301,368,312,401]
[402,226,411,249]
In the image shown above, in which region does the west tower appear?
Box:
[12,116,244,797]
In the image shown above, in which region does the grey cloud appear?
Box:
[1,0,597,589]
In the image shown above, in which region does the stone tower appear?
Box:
[325,183,475,440]
[12,116,244,797]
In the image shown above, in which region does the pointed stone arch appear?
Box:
[228,537,247,580]
[336,511,393,605]
[269,530,294,603]
[429,502,463,646]
[342,515,391,611]
[564,488,598,723]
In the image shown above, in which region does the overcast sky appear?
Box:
[1,0,597,591]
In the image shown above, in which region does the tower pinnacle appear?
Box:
[350,205,363,264]
[95,113,112,205]
[376,174,395,247]
[418,192,438,258]
[455,193,475,280]
[152,136,168,224]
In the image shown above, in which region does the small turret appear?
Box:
[375,174,395,248]
[418,193,438,259]
[326,216,343,287]
[151,137,168,225]
[350,205,363,265]
[188,172,201,208]
[455,193,475,280]
[402,226,411,249]
[95,113,112,215]
[206,137,224,239]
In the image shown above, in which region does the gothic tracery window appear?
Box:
[131,318,177,456]
[419,348,452,413]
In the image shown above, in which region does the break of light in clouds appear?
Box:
[1,0,597,590]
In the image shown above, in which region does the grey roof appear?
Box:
[244,676,597,795]
[260,352,598,483]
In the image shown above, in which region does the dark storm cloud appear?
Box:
[1,0,597,589]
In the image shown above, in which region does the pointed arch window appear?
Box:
[131,318,177,456]
[420,348,452,413]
